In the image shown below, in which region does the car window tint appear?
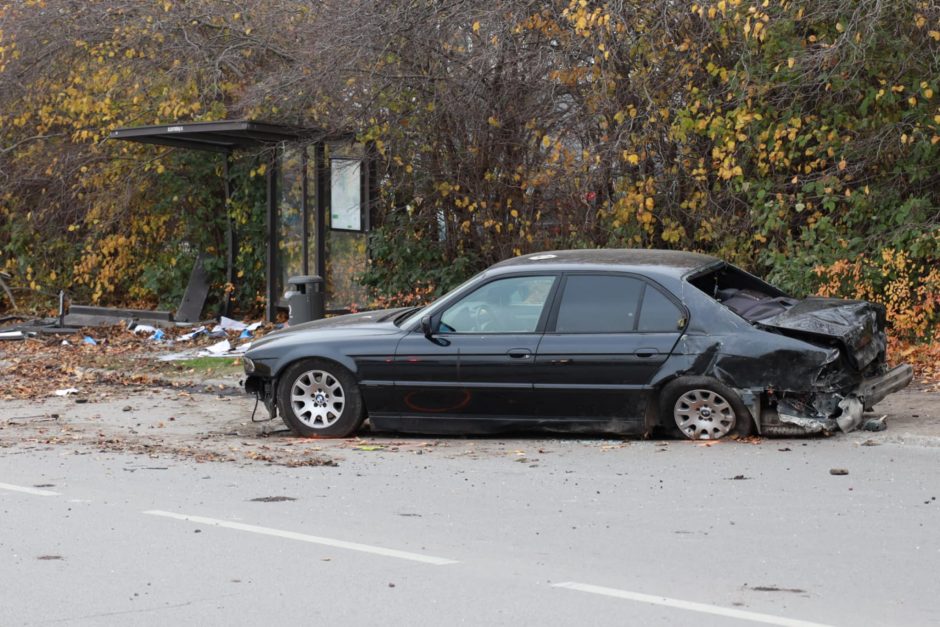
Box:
[638,286,682,332]
[555,275,643,333]
[439,275,556,334]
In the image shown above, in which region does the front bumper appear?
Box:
[245,374,277,418]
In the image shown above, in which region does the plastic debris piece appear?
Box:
[61,340,70,346]
[246,321,263,331]
[150,329,165,341]
[239,329,252,339]
[132,324,158,335]
[83,336,97,346]
[829,468,849,476]
[53,388,80,396]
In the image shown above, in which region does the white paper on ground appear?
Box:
[205,339,231,355]
[132,324,158,334]
[219,316,247,331]
[53,388,80,396]
[177,326,206,342]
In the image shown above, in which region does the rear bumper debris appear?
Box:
[761,363,913,436]
[857,363,914,409]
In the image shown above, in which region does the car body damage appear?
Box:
[758,298,886,371]
[683,265,913,436]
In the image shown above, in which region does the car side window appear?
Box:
[554,275,644,333]
[439,275,556,334]
[638,286,683,332]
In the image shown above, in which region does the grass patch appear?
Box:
[170,357,243,374]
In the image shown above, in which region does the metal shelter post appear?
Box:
[222,152,235,317]
[265,148,278,323]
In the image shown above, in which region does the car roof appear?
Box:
[489,249,721,278]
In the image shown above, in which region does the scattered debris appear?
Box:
[65,305,172,328]
[53,388,80,396]
[829,468,849,476]
[36,555,64,561]
[249,496,297,502]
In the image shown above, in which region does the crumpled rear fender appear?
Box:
[650,333,844,393]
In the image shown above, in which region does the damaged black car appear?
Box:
[243,249,912,440]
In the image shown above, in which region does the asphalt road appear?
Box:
[2,436,939,626]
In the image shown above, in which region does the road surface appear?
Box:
[2,433,938,626]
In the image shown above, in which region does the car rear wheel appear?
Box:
[659,377,753,440]
[277,359,365,437]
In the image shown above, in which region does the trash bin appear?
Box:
[285,275,325,325]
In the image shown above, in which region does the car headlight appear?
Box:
[243,357,255,374]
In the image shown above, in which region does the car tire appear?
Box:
[277,359,365,438]
[659,377,753,440]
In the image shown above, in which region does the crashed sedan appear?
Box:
[243,249,912,440]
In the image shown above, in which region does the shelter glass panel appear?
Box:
[325,230,369,311]
[277,146,306,297]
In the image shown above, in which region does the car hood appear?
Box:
[249,308,412,349]
[756,297,886,371]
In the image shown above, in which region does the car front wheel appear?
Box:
[659,377,753,440]
[277,359,365,437]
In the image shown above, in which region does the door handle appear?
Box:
[635,348,658,358]
[507,349,532,359]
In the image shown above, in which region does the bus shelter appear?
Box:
[109,120,372,321]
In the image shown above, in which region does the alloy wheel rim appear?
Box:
[674,389,735,440]
[290,369,345,429]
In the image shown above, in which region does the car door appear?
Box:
[534,273,686,426]
[392,274,558,422]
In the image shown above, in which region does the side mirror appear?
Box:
[421,315,435,339]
